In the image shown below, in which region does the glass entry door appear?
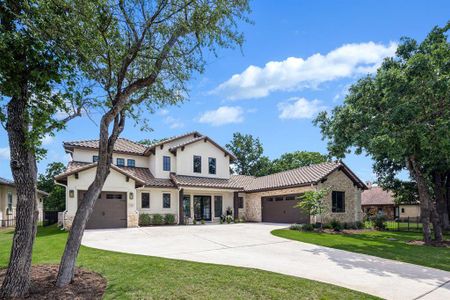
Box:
[193,196,212,221]
[183,195,191,218]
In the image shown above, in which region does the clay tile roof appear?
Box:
[170,173,254,190]
[361,186,394,206]
[55,161,175,188]
[168,136,236,160]
[144,131,202,152]
[244,162,342,192]
[64,138,148,156]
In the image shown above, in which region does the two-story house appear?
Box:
[55,131,366,229]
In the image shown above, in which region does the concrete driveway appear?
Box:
[82,223,450,300]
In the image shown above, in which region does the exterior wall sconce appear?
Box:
[69,190,75,198]
[126,176,130,182]
[129,192,134,200]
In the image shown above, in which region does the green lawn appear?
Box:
[272,229,450,271]
[0,226,378,300]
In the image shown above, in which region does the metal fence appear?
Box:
[366,217,423,232]
[43,211,59,227]
[0,218,16,228]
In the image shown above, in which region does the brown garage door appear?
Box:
[78,191,127,229]
[262,194,309,224]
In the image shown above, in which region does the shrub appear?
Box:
[152,214,164,225]
[234,218,240,224]
[226,215,233,224]
[193,219,197,225]
[201,219,205,225]
[372,213,386,230]
[342,222,349,230]
[301,224,314,231]
[330,219,342,232]
[164,214,176,225]
[355,221,363,229]
[139,213,151,226]
[289,224,303,231]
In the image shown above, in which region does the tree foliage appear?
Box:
[37,162,66,211]
[271,151,328,174]
[314,22,450,243]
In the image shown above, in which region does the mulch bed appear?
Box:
[0,265,106,299]
[407,240,450,247]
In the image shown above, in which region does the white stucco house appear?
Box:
[0,177,47,227]
[55,131,366,229]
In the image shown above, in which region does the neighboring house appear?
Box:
[361,184,421,220]
[55,131,367,229]
[0,177,47,227]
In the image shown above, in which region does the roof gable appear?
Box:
[168,136,236,160]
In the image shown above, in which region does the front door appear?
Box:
[193,196,211,221]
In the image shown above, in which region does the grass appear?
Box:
[0,226,379,300]
[272,229,450,271]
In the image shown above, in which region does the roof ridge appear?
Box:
[254,161,338,179]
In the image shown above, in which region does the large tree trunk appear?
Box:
[0,93,39,298]
[407,157,433,244]
[56,111,125,287]
[433,171,449,230]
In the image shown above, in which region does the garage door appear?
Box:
[78,191,127,229]
[262,194,309,224]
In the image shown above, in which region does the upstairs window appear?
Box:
[163,156,171,171]
[7,192,13,213]
[116,158,125,166]
[193,155,201,173]
[332,191,345,213]
[141,193,150,209]
[208,157,216,174]
[92,155,99,162]
[163,193,171,208]
[127,159,135,167]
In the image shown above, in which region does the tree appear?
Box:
[139,138,167,146]
[295,188,330,230]
[55,0,250,287]
[0,1,96,296]
[226,132,267,176]
[37,162,66,211]
[271,151,328,174]
[314,22,450,244]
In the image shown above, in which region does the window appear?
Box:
[106,194,123,200]
[238,197,244,208]
[214,196,223,217]
[163,156,171,171]
[183,195,191,218]
[141,193,150,209]
[275,197,283,201]
[208,157,216,174]
[163,193,171,208]
[285,195,296,201]
[116,158,125,166]
[127,159,135,167]
[7,192,13,213]
[332,191,345,213]
[193,155,201,173]
[92,155,99,162]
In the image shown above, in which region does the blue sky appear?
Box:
[1,0,449,181]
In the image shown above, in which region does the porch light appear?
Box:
[129,192,134,200]
[69,190,74,198]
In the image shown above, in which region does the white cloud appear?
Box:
[198,106,244,126]
[164,116,184,129]
[278,97,326,120]
[159,109,169,116]
[214,42,397,100]
[0,147,10,160]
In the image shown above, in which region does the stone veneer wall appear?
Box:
[244,169,362,224]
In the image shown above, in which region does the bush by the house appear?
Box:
[201,219,205,225]
[164,214,176,225]
[302,224,314,231]
[225,215,233,224]
[330,219,342,232]
[371,213,386,230]
[152,214,164,225]
[139,213,152,226]
[289,224,303,231]
[355,221,363,229]
[193,219,197,225]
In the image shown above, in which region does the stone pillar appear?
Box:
[179,189,184,225]
[354,187,362,222]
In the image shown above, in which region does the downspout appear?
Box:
[55,180,68,229]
